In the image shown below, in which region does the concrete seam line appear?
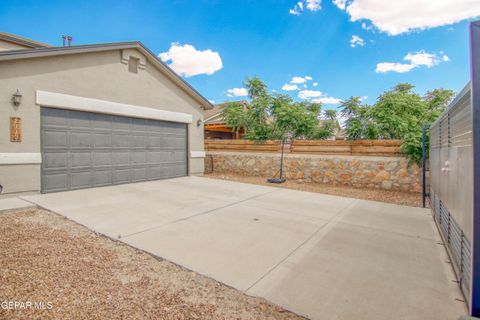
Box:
[120,189,282,239]
[335,220,439,243]
[244,199,359,292]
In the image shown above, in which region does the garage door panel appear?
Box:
[93,170,113,186]
[132,168,147,181]
[167,137,187,149]
[162,121,186,133]
[42,109,68,127]
[147,166,165,179]
[68,111,91,129]
[70,171,92,189]
[43,173,68,191]
[43,152,68,170]
[172,163,188,175]
[113,152,130,165]
[132,135,147,148]
[131,151,147,165]
[146,151,168,163]
[94,133,112,148]
[70,132,92,148]
[70,152,92,169]
[146,120,164,132]
[148,136,163,148]
[131,118,148,132]
[92,151,111,166]
[43,130,67,148]
[41,107,187,193]
[112,117,131,131]
[174,151,187,161]
[113,169,131,183]
[92,114,113,130]
[113,134,131,148]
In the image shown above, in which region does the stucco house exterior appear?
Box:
[0,32,213,196]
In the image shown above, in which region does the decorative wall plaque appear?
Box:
[10,117,22,142]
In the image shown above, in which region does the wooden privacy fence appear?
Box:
[205,139,402,156]
[291,140,402,156]
[204,139,282,152]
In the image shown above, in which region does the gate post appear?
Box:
[470,20,480,317]
[422,124,429,208]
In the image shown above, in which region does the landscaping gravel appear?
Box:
[204,173,425,208]
[0,209,305,320]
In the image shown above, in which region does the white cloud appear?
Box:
[290,76,313,84]
[297,85,342,105]
[350,35,365,47]
[209,99,215,104]
[312,97,342,104]
[333,0,480,36]
[226,88,248,97]
[305,0,321,11]
[361,22,375,31]
[333,0,347,9]
[289,8,301,15]
[282,83,299,91]
[290,0,321,15]
[404,51,440,67]
[376,62,417,73]
[376,50,449,73]
[298,90,323,99]
[312,82,318,87]
[159,43,222,77]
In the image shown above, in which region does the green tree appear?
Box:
[324,109,337,121]
[400,88,455,164]
[424,88,455,121]
[370,83,454,164]
[339,97,378,140]
[371,83,424,139]
[221,102,249,137]
[273,97,321,139]
[222,77,328,141]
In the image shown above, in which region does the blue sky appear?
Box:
[0,0,478,110]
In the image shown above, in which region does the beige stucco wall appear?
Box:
[0,49,206,196]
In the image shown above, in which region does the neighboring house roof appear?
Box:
[0,31,50,48]
[204,105,226,124]
[0,41,214,110]
[204,100,250,124]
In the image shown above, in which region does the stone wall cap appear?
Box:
[206,151,407,161]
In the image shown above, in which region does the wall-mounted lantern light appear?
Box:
[12,89,22,107]
[197,119,203,127]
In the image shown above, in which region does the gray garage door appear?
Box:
[41,107,188,193]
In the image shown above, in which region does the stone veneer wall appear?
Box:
[205,151,422,193]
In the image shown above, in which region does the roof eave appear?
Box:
[0,32,51,48]
[0,41,214,110]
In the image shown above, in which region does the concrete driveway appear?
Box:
[22,176,467,320]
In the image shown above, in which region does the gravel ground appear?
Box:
[0,209,305,320]
[204,173,425,208]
